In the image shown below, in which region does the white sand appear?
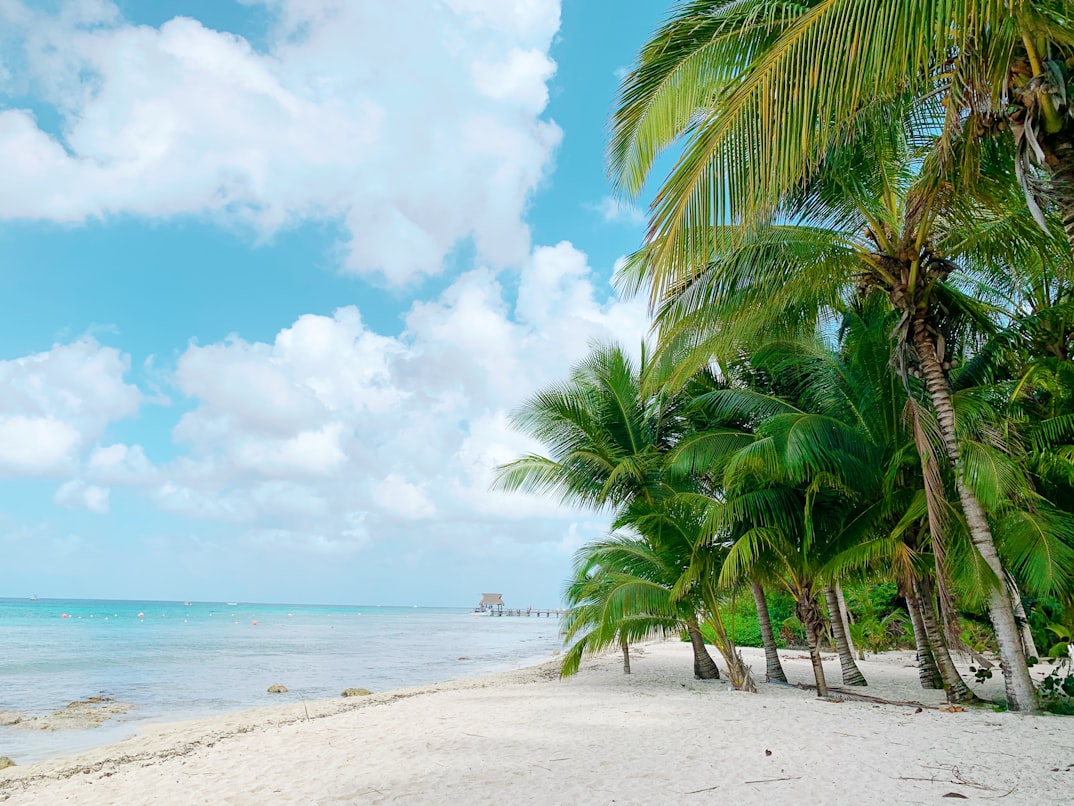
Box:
[1,643,1071,805]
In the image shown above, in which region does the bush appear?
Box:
[959,617,998,654]
[1038,659,1074,716]
[842,582,914,654]
[1026,597,1070,656]
[723,590,797,648]
[691,590,799,648]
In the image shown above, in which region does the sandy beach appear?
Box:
[1,642,1070,805]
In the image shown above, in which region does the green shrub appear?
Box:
[842,582,914,654]
[1038,660,1074,715]
[959,618,998,654]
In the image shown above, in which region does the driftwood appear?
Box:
[788,681,940,709]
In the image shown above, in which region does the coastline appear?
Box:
[0,600,563,765]
[1,641,1070,804]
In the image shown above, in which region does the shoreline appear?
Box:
[0,646,563,768]
[0,656,567,799]
[0,601,563,766]
[2,642,1071,804]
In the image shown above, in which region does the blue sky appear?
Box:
[0,0,669,606]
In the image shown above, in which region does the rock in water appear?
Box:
[341,688,372,697]
[0,757,15,770]
[267,684,288,694]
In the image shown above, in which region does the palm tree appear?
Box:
[627,498,757,689]
[680,357,876,694]
[950,295,1074,646]
[616,94,1052,708]
[494,343,753,687]
[716,480,849,697]
[495,343,678,510]
[560,529,721,679]
[610,0,1074,259]
[696,298,991,699]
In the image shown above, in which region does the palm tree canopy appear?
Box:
[611,0,1074,282]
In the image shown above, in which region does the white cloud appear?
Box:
[138,242,648,553]
[232,422,348,477]
[54,479,111,514]
[0,339,142,476]
[472,47,557,111]
[0,0,563,283]
[373,474,436,520]
[0,415,81,473]
[87,443,154,484]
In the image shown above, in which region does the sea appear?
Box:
[0,598,565,765]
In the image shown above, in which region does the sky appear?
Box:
[0,0,676,607]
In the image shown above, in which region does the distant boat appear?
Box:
[29,595,38,601]
[226,602,238,606]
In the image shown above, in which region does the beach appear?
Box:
[1,641,1070,805]
[0,599,563,764]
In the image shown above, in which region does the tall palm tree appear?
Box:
[610,0,1074,259]
[697,298,986,699]
[617,98,1052,708]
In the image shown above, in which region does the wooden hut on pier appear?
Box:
[477,593,505,613]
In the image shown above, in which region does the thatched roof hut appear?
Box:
[479,593,505,610]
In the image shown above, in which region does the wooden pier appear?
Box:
[475,594,561,617]
[486,608,562,617]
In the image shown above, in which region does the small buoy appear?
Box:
[137,612,144,618]
[61,613,69,618]
[252,621,257,626]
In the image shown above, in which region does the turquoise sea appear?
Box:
[0,598,564,764]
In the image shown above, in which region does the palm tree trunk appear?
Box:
[902,577,942,690]
[911,314,1038,713]
[700,586,756,691]
[621,639,631,674]
[795,592,829,698]
[1007,578,1038,660]
[686,618,720,680]
[915,576,978,704]
[825,587,867,686]
[751,580,787,682]
[835,583,857,658]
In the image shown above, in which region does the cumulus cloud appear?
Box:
[0,339,142,476]
[0,0,562,283]
[0,415,81,474]
[145,242,648,552]
[87,443,155,485]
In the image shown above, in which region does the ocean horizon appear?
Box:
[0,596,565,764]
